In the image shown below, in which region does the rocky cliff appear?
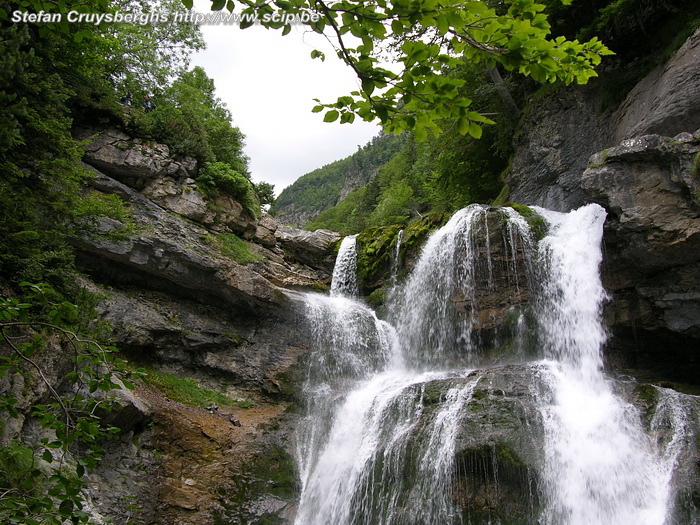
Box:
[52,127,341,524]
[80,26,700,517]
[505,28,700,384]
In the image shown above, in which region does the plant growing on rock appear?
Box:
[0,283,144,524]
[197,162,261,219]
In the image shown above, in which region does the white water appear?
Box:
[533,205,675,525]
[330,234,359,297]
[294,203,695,525]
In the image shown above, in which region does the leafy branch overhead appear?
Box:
[205,0,613,139]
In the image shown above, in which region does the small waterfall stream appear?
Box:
[293,204,698,524]
[330,234,359,297]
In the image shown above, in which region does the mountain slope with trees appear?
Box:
[270,133,408,227]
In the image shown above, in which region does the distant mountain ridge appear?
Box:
[270,133,408,228]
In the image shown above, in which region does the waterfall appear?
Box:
[532,205,678,525]
[330,234,359,297]
[293,203,696,525]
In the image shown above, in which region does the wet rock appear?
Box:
[412,365,545,524]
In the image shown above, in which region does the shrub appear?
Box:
[197,162,261,219]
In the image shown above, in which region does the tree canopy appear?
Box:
[205,0,612,140]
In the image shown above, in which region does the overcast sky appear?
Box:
[189,5,381,194]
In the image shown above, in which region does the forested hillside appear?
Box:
[274,0,700,234]
[269,133,408,227]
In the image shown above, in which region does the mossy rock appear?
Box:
[365,286,387,307]
[217,444,300,524]
[356,223,405,293]
[491,183,510,206]
[504,203,547,241]
[249,446,299,500]
[454,442,540,524]
[355,212,450,294]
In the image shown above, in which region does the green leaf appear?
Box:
[468,121,483,139]
[361,78,375,95]
[340,112,355,123]
[323,110,339,122]
[310,49,325,61]
[182,0,193,8]
[211,0,226,9]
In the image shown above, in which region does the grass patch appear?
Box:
[143,369,250,409]
[214,234,265,265]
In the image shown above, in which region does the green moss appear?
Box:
[0,444,37,491]
[491,184,510,207]
[587,149,610,169]
[692,152,700,179]
[143,369,236,408]
[356,223,404,291]
[472,389,489,401]
[634,383,659,408]
[249,446,299,500]
[366,287,387,307]
[458,442,526,470]
[213,234,265,265]
[221,332,246,345]
[421,381,448,405]
[354,212,449,293]
[504,203,547,241]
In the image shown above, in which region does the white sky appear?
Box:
[190,4,381,194]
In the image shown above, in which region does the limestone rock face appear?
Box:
[581,131,700,379]
[507,83,614,211]
[76,168,287,315]
[275,225,341,271]
[614,29,700,142]
[90,283,308,394]
[79,127,197,186]
[507,27,700,212]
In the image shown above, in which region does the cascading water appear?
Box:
[293,203,697,525]
[330,234,359,297]
[533,205,674,525]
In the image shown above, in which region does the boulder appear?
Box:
[78,127,196,187]
[581,131,700,380]
[275,225,341,271]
